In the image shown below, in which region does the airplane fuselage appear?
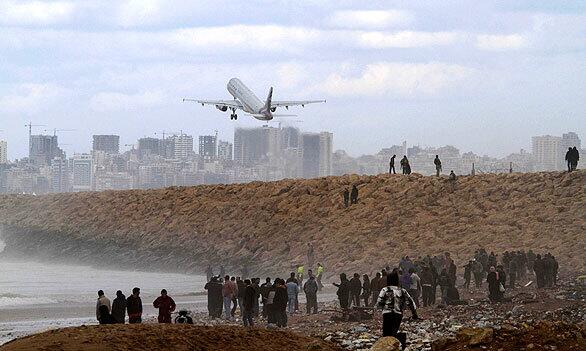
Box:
[227,78,272,120]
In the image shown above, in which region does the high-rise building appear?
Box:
[138,137,162,159]
[0,140,7,164]
[199,135,217,159]
[318,132,333,177]
[50,157,69,193]
[217,140,233,161]
[29,135,64,166]
[171,134,194,159]
[532,135,562,171]
[281,127,301,149]
[92,135,120,154]
[301,132,333,178]
[71,154,93,192]
[233,126,280,166]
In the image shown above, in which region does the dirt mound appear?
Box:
[0,171,584,274]
[0,324,340,351]
[431,321,586,351]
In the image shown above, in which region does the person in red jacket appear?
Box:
[153,289,176,323]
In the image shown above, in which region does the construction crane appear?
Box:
[25,122,46,138]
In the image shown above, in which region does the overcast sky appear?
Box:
[1,0,585,159]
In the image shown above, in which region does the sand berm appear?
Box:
[0,171,584,275]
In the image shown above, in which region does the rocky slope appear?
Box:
[0,171,584,275]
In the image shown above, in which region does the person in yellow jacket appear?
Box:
[316,263,324,291]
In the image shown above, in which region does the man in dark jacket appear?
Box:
[304,275,319,314]
[111,290,127,324]
[333,273,350,309]
[273,278,288,327]
[370,272,381,306]
[204,276,223,318]
[242,279,256,327]
[153,289,176,324]
[350,185,359,204]
[349,273,362,307]
[389,155,396,174]
[126,287,142,324]
[487,267,501,302]
[565,147,573,172]
[260,277,272,318]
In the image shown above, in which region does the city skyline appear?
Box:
[1,1,585,160]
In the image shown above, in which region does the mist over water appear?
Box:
[0,259,207,345]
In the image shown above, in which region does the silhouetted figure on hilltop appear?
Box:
[389,155,396,174]
[400,156,411,174]
[566,147,573,172]
[350,185,359,204]
[343,188,349,207]
[434,155,442,176]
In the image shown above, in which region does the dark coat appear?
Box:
[126,295,142,319]
[243,285,256,311]
[111,295,127,324]
[98,305,115,325]
[273,286,288,310]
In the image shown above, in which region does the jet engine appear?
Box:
[216,105,228,112]
[270,107,276,112]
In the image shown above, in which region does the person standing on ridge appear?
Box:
[126,287,143,324]
[571,146,580,171]
[400,156,410,174]
[434,155,442,176]
[96,290,111,324]
[565,147,573,172]
[153,289,176,324]
[350,185,359,204]
[389,154,396,174]
[111,290,126,324]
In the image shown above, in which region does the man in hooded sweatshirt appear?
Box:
[153,289,176,324]
[111,290,127,324]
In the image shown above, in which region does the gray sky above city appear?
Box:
[1,0,585,159]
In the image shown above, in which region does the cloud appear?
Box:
[116,0,161,27]
[0,83,69,114]
[89,90,167,112]
[316,62,475,98]
[476,34,528,51]
[357,31,461,48]
[0,1,75,25]
[327,10,414,29]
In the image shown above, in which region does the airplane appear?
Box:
[183,77,325,121]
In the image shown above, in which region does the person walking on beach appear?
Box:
[434,155,442,176]
[333,273,350,310]
[389,155,396,174]
[304,275,319,314]
[111,290,126,324]
[242,279,256,327]
[222,275,235,319]
[153,289,176,324]
[126,287,143,324]
[204,276,223,318]
[377,271,419,345]
[96,290,111,324]
[286,274,299,315]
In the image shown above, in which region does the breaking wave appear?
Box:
[0,293,57,308]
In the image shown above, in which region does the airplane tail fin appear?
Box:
[263,87,273,111]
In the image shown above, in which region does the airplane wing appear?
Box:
[182,98,243,110]
[271,100,326,108]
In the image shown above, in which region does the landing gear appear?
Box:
[229,108,238,120]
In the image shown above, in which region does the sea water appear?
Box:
[0,259,207,345]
